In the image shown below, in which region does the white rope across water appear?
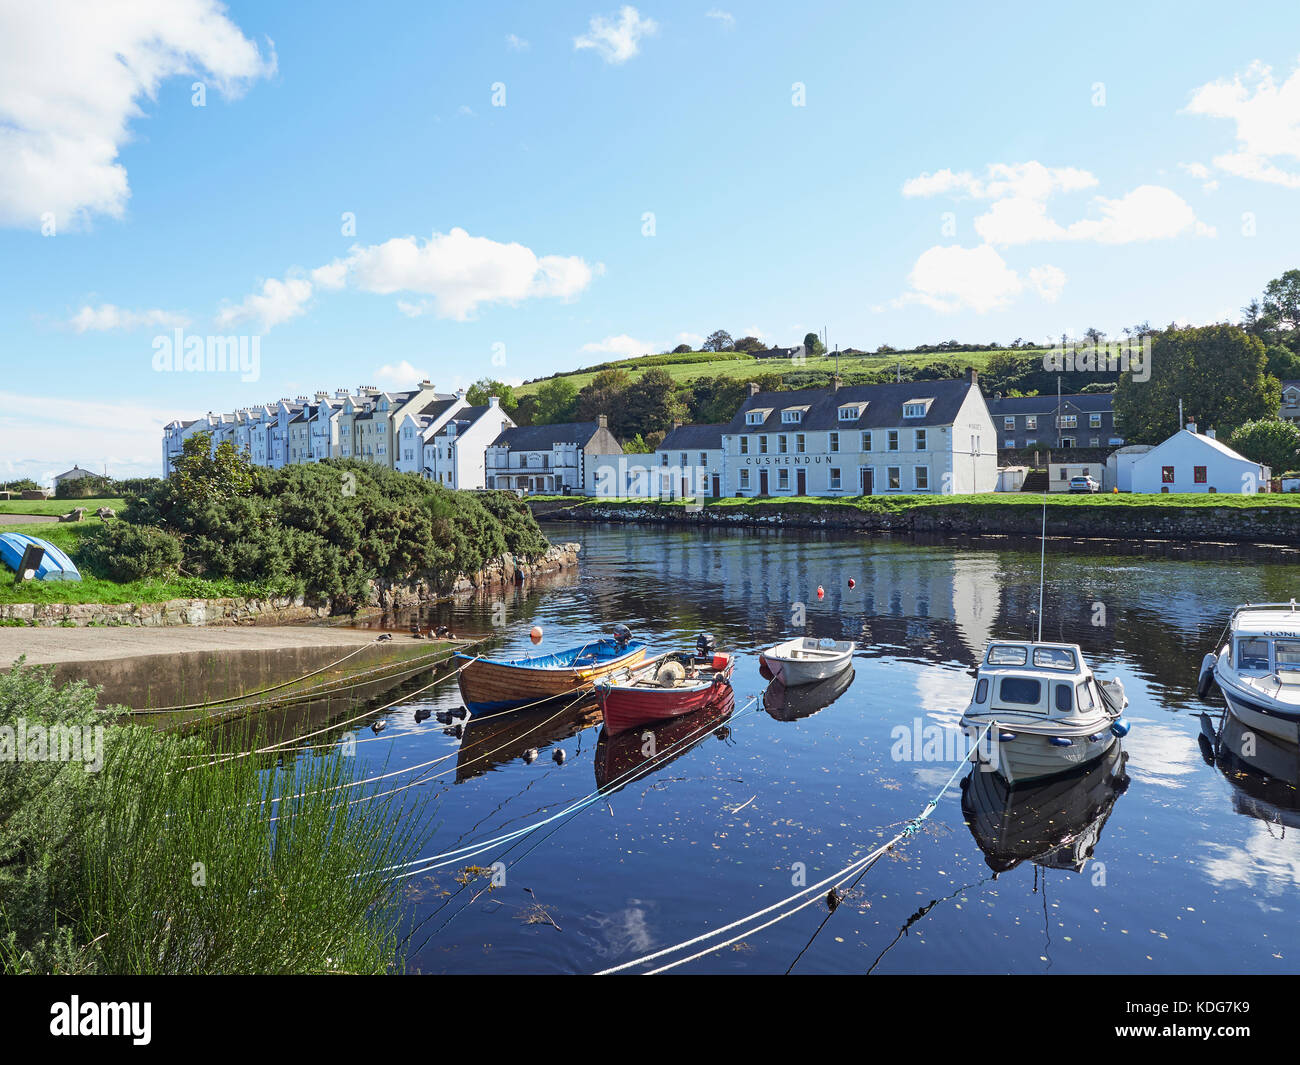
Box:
[595,722,991,975]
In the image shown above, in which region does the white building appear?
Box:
[721,371,996,497]
[487,417,622,494]
[654,423,726,498]
[424,398,516,489]
[1281,380,1300,426]
[1129,424,1269,494]
[394,393,466,475]
[1105,444,1154,493]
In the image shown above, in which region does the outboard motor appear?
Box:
[612,623,632,647]
[696,632,716,662]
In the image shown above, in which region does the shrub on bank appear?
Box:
[77,521,183,582]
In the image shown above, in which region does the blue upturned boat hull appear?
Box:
[0,533,82,581]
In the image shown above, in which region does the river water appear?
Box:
[346,521,1300,974]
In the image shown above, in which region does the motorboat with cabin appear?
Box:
[960,641,1129,785]
[1198,602,1300,743]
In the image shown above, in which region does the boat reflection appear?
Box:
[594,687,736,796]
[762,667,856,722]
[960,742,1129,873]
[1199,709,1300,828]
[455,697,602,782]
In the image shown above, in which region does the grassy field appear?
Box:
[514,348,1020,397]
[0,497,125,516]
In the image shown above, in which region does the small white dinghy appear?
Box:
[1199,601,1300,743]
[960,641,1130,785]
[759,637,855,687]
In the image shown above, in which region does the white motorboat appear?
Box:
[759,637,855,687]
[960,641,1130,785]
[1199,601,1300,743]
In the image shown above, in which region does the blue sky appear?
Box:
[4,0,1300,480]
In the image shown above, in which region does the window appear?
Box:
[1003,416,1015,431]
[746,411,765,425]
[1089,413,1102,428]
[829,432,839,452]
[1162,465,1175,484]
[887,430,899,451]
[661,453,669,466]
[699,452,707,466]
[1054,684,1074,712]
[759,436,769,455]
[887,466,901,490]
[739,469,750,489]
[838,405,860,420]
[778,435,788,454]
[914,466,929,490]
[1033,647,1077,670]
[740,437,749,455]
[795,434,806,454]
[829,467,841,489]
[987,645,1028,665]
[1076,681,1095,711]
[903,402,927,418]
[782,409,803,424]
[777,468,790,489]
[680,452,687,466]
[1236,638,1270,671]
[974,678,989,703]
[1277,639,1300,676]
[1057,415,1077,428]
[1005,440,1017,449]
[999,678,1042,705]
[861,431,872,452]
[1194,465,1207,484]
[1025,416,1037,430]
[915,429,927,450]
[1090,437,1099,447]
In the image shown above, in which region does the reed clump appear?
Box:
[0,660,425,974]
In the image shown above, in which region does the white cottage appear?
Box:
[1129,424,1269,494]
[721,371,996,497]
[424,397,515,489]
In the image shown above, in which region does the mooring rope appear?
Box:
[384,694,759,881]
[596,722,990,975]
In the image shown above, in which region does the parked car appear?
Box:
[1069,475,1100,493]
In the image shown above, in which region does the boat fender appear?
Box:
[1196,652,1217,700]
[712,653,729,672]
[998,731,1017,743]
[553,748,566,765]
[1048,736,1072,747]
[1088,733,1102,742]
[1110,718,1131,738]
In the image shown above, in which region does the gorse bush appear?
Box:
[122,435,550,609]
[78,521,183,582]
[0,662,427,974]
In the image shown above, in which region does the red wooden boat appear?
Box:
[596,633,735,735]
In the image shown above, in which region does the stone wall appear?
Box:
[0,543,581,627]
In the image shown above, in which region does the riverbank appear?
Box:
[530,497,1300,546]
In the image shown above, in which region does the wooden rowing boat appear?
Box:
[455,637,647,713]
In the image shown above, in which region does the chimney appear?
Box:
[967,367,978,384]
[748,381,760,396]
[832,374,841,391]
[995,391,1003,400]
[457,387,467,399]
[1186,421,1197,434]
[1206,427,1216,439]
[419,379,434,390]
[598,414,608,429]
[672,419,682,430]
[488,395,499,408]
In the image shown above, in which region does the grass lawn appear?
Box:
[513,348,1015,397]
[0,518,288,609]
[0,497,125,516]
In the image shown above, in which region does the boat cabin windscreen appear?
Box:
[1054,683,1073,712]
[1277,640,1300,678]
[1236,638,1271,671]
[998,677,1042,705]
[1033,647,1077,671]
[987,645,1028,666]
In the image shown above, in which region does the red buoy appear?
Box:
[816,586,825,600]
[848,578,856,589]
[530,625,543,644]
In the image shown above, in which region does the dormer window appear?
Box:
[903,400,931,419]
[781,409,803,424]
[838,405,861,421]
[745,408,770,426]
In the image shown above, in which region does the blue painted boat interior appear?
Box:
[0,533,82,581]
[457,638,645,670]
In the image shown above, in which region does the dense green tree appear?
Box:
[684,375,751,423]
[1262,269,1300,345]
[670,343,693,354]
[1113,324,1279,444]
[620,368,681,437]
[702,330,734,352]
[574,368,632,426]
[465,378,518,411]
[1228,418,1300,474]
[531,377,579,425]
[733,335,764,353]
[802,332,826,359]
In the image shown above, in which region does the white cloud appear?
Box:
[506,33,530,51]
[216,276,313,331]
[574,6,658,64]
[374,360,429,387]
[581,334,655,356]
[905,161,1212,246]
[675,331,704,349]
[1179,161,1219,193]
[0,0,274,229]
[339,228,596,320]
[1185,59,1300,188]
[69,303,189,332]
[894,244,1064,314]
[705,9,735,27]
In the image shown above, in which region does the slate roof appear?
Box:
[489,421,602,449]
[658,423,726,451]
[433,405,490,438]
[726,380,978,434]
[985,393,1115,417]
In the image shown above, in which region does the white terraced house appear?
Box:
[424,397,516,489]
[721,370,997,497]
[486,417,622,494]
[162,380,462,475]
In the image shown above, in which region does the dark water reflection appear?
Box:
[333,522,1300,973]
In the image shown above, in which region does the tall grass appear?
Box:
[0,662,428,974]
